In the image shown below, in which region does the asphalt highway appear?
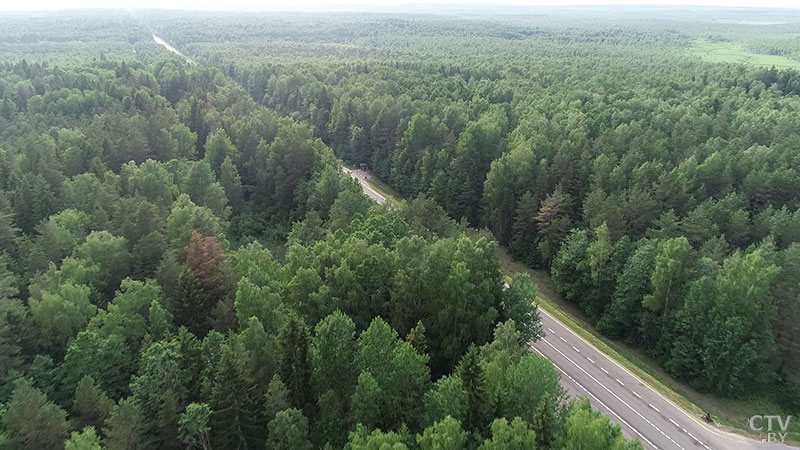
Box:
[531,308,795,450]
[341,166,386,204]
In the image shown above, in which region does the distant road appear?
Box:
[341,165,386,204]
[152,34,193,64]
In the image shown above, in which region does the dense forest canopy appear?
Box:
[0,6,799,449]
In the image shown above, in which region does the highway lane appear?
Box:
[532,308,795,450]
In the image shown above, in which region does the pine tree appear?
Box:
[510,191,540,266]
[352,371,382,429]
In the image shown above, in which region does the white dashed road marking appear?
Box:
[541,338,660,449]
[541,338,686,450]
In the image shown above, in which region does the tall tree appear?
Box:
[309,311,357,401]
[416,416,469,450]
[209,340,262,450]
[103,397,145,450]
[458,345,491,432]
[278,314,311,410]
[479,417,538,450]
[267,408,313,450]
[501,274,543,343]
[179,403,212,450]
[65,427,103,450]
[130,341,189,450]
[71,375,114,435]
[2,380,68,450]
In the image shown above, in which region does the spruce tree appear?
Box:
[278,314,311,410]
[175,268,213,337]
[457,345,491,432]
[210,341,262,450]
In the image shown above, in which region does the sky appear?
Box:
[0,0,797,11]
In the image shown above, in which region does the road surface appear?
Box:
[532,308,795,450]
[153,34,193,64]
[341,166,386,204]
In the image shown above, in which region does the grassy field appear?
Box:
[496,246,800,444]
[690,40,800,70]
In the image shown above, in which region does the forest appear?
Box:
[0,11,651,450]
[1,6,800,450]
[150,8,800,404]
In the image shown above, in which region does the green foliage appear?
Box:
[422,375,468,428]
[264,374,292,423]
[174,268,214,336]
[29,281,96,358]
[501,274,543,343]
[65,427,103,450]
[458,345,492,432]
[565,399,639,450]
[130,340,189,450]
[0,9,763,446]
[309,311,358,402]
[278,313,312,409]
[209,339,262,450]
[352,371,382,430]
[2,379,68,450]
[103,397,145,450]
[71,375,114,434]
[344,424,411,450]
[355,317,431,431]
[416,416,469,450]
[179,403,212,450]
[479,417,538,450]
[267,408,313,450]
